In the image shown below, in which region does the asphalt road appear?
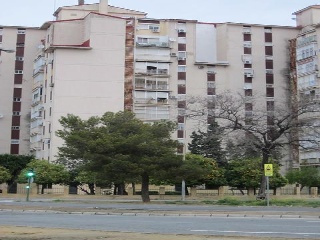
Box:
[1,211,320,239]
[1,198,320,216]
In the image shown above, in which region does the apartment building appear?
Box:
[0,1,317,170]
[293,5,320,167]
[30,1,145,161]
[0,26,45,155]
[133,19,217,150]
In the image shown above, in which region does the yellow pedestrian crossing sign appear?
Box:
[264,164,273,176]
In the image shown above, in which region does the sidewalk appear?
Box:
[1,194,319,219]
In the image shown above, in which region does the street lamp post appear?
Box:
[181,114,187,201]
[26,169,35,202]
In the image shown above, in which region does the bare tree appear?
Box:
[190,91,320,197]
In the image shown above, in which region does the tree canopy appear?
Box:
[286,166,320,190]
[188,121,226,166]
[0,154,33,191]
[226,158,287,192]
[18,160,70,194]
[188,91,320,196]
[0,166,11,184]
[57,111,183,202]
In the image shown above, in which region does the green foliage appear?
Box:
[268,162,287,189]
[202,198,320,208]
[0,154,33,184]
[226,158,262,189]
[188,121,226,166]
[225,158,286,190]
[0,166,11,184]
[18,160,70,185]
[286,166,320,189]
[57,111,182,202]
[172,154,227,188]
[74,171,97,185]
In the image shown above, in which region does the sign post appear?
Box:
[264,164,273,207]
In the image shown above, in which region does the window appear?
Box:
[265,46,273,56]
[207,73,215,81]
[178,72,186,80]
[208,87,215,96]
[13,97,21,102]
[178,84,186,94]
[243,34,251,41]
[267,101,274,111]
[148,25,160,32]
[244,75,252,83]
[266,87,274,97]
[244,47,252,54]
[11,126,20,130]
[245,89,252,96]
[16,56,24,61]
[15,70,23,74]
[267,115,274,125]
[245,103,253,111]
[11,139,20,144]
[178,100,186,108]
[177,130,184,138]
[178,44,186,51]
[266,60,273,69]
[178,115,185,123]
[265,32,272,42]
[266,74,274,84]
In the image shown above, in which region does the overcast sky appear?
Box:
[0,0,318,27]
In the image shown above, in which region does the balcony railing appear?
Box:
[135,84,169,90]
[136,69,169,75]
[134,98,168,105]
[136,42,169,48]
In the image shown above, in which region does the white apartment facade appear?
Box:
[0,1,318,171]
[293,5,320,167]
[0,26,45,155]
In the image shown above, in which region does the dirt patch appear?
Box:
[0,226,315,240]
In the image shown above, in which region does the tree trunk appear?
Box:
[141,173,150,203]
[132,182,136,195]
[114,183,127,195]
[88,183,95,195]
[258,152,269,197]
[41,185,45,194]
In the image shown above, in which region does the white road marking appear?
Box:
[190,230,320,236]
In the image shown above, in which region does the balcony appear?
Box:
[135,53,170,62]
[134,98,168,105]
[30,119,43,129]
[136,41,169,48]
[135,83,169,91]
[135,68,169,76]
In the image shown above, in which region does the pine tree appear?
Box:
[188,121,226,166]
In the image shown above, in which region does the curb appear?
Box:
[1,208,320,219]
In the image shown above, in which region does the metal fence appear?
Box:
[1,184,318,197]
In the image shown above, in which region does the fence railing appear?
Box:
[0,184,318,197]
